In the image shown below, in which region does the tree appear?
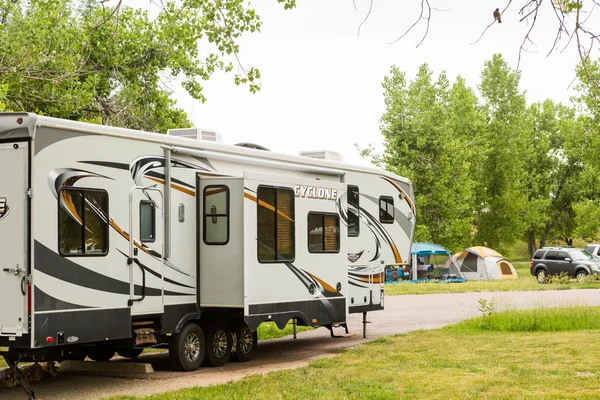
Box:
[0,0,295,132]
[370,64,481,251]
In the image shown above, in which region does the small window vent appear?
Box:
[299,150,343,162]
[166,128,223,143]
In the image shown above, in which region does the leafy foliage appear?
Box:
[368,54,599,255]
[0,0,294,132]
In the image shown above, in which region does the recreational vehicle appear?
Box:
[0,113,415,397]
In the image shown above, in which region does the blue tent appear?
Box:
[411,242,452,257]
[403,242,466,282]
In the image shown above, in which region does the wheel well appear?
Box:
[534,266,548,275]
[574,266,590,275]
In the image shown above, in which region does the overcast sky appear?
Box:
[128,0,597,167]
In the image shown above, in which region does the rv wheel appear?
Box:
[231,322,258,362]
[169,322,205,371]
[87,344,116,362]
[62,347,87,361]
[117,347,144,359]
[203,318,232,367]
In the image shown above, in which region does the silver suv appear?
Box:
[530,247,600,283]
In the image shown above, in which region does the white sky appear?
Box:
[126,0,598,167]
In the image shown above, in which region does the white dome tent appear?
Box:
[448,246,518,280]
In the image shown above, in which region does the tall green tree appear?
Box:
[372,64,481,251]
[0,0,294,132]
[471,55,529,251]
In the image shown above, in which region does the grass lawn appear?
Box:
[106,306,600,400]
[384,261,600,295]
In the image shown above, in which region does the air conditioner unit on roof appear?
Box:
[167,127,222,143]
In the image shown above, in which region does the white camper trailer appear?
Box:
[0,113,415,396]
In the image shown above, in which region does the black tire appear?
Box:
[87,344,116,362]
[169,322,205,371]
[536,269,547,284]
[576,270,588,282]
[117,347,144,359]
[62,347,87,361]
[231,322,258,362]
[203,318,232,367]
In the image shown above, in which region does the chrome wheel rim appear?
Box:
[238,327,253,354]
[577,273,586,282]
[212,330,228,358]
[184,333,201,362]
[537,271,545,283]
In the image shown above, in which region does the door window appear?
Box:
[203,185,229,245]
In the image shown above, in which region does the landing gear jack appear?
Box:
[326,323,355,339]
[3,356,36,400]
[362,312,370,339]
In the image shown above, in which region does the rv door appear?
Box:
[0,142,29,337]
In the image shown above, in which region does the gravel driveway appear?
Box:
[2,289,599,400]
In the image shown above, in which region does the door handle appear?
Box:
[2,264,24,276]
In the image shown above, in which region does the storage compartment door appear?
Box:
[0,142,29,336]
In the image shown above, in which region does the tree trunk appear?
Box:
[527,231,537,259]
[563,237,573,247]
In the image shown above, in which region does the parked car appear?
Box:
[530,247,600,283]
[584,243,600,258]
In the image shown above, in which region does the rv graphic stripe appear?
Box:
[116,249,194,290]
[35,241,169,297]
[381,176,415,213]
[35,286,93,312]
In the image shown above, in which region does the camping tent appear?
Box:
[449,246,518,280]
[410,242,466,281]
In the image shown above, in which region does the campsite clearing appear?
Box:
[106,307,600,400]
[385,262,600,295]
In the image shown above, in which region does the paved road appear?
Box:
[2,289,600,400]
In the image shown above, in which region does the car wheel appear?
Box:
[576,270,588,283]
[203,318,232,367]
[87,344,116,362]
[169,322,206,371]
[536,269,547,284]
[231,322,258,362]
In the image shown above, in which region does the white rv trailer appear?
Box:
[0,112,415,395]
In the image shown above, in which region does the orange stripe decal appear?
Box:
[244,192,294,222]
[304,271,338,293]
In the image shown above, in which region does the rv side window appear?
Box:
[308,213,340,253]
[347,185,360,237]
[379,196,394,224]
[203,185,229,245]
[58,188,109,256]
[257,186,295,262]
[140,201,156,243]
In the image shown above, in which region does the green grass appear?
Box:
[385,261,600,295]
[105,306,600,400]
[257,321,313,340]
[450,305,600,332]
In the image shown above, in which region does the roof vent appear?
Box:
[299,150,343,162]
[235,142,270,151]
[167,128,222,143]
